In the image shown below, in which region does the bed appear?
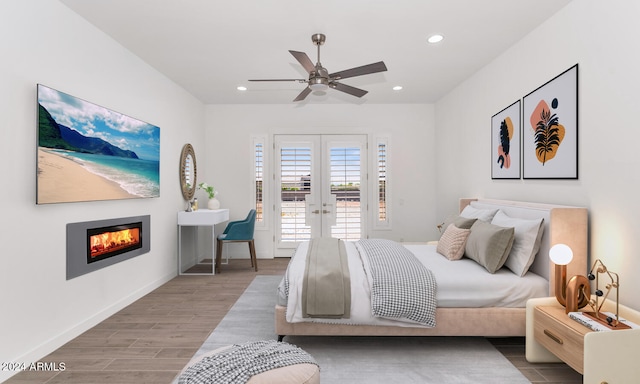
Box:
[275,198,587,339]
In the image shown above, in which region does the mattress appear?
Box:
[277,241,548,327]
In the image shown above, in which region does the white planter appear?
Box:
[207,197,220,210]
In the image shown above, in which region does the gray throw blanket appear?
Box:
[302,237,351,318]
[178,340,318,384]
[357,239,437,327]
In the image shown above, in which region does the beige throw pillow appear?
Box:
[437,224,471,260]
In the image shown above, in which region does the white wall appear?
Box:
[203,104,437,258]
[0,1,205,379]
[435,0,640,310]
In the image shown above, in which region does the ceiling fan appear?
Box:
[249,33,388,102]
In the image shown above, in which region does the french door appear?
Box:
[274,134,367,254]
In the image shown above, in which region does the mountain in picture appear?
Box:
[38,103,139,159]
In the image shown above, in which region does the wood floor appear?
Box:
[5,258,582,384]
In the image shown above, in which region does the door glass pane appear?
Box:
[280,147,311,242]
[330,147,361,240]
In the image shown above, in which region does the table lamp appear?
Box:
[549,243,590,314]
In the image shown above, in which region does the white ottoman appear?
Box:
[178,341,320,384]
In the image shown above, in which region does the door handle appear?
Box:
[311,210,320,214]
[322,210,331,214]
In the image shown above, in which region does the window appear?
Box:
[252,135,267,228]
[374,137,390,228]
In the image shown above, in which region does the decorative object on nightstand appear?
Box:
[548,243,590,313]
[548,252,633,330]
[577,259,632,330]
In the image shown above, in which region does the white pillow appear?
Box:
[460,205,499,222]
[491,210,544,277]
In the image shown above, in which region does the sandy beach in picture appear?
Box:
[37,148,138,204]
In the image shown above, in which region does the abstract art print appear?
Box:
[522,64,578,179]
[491,100,521,179]
[37,84,160,204]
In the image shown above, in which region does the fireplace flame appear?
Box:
[90,228,140,258]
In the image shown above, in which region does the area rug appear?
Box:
[179,275,530,383]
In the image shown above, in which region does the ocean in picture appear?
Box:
[50,149,160,198]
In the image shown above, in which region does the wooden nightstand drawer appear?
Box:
[534,306,588,374]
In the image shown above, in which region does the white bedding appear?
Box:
[404,244,548,307]
[278,241,548,327]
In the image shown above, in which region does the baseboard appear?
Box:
[0,271,176,383]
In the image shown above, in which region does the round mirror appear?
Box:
[179,144,197,201]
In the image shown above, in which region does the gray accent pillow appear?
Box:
[439,215,477,239]
[464,220,515,273]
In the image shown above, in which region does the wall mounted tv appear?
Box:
[36,84,160,204]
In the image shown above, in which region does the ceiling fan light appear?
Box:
[309,83,329,92]
[309,77,329,92]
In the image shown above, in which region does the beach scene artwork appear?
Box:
[37,84,160,204]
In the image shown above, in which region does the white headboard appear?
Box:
[459,198,588,296]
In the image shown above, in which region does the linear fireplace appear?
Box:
[67,215,150,280]
[88,222,143,264]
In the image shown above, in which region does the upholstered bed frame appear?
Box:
[275,198,588,338]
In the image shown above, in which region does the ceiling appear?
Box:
[59,0,572,105]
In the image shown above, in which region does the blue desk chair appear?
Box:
[215,209,257,273]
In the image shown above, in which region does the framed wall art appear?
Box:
[37,84,160,204]
[522,64,578,179]
[491,100,521,179]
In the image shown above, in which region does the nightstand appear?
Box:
[534,305,588,373]
[526,297,640,384]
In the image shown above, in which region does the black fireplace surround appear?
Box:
[67,215,150,280]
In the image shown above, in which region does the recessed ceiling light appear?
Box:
[393,86,403,91]
[237,86,247,91]
[427,34,444,44]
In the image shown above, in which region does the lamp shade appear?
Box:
[549,243,573,265]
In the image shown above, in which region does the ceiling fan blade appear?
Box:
[248,79,306,82]
[329,61,387,80]
[293,87,312,102]
[331,82,368,98]
[289,50,315,74]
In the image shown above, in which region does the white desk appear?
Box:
[177,209,229,275]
